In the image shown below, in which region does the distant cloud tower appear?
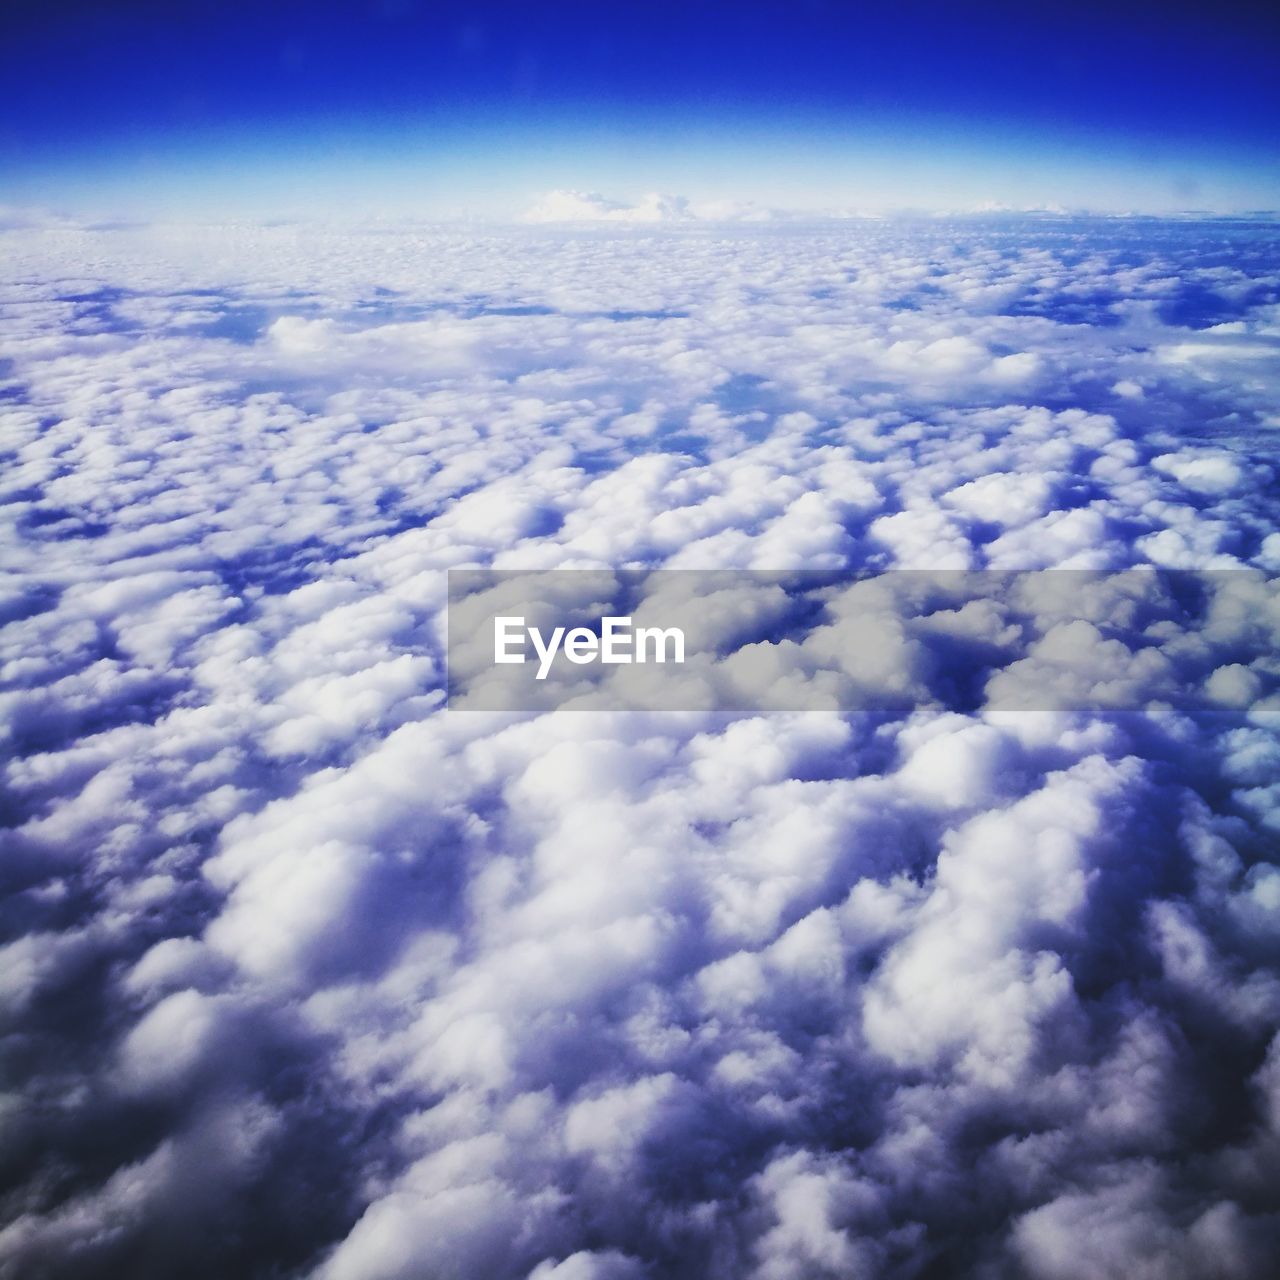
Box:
[522,189,777,223]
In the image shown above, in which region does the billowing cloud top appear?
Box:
[522,190,789,224]
[523,190,695,223]
[1,215,1279,1280]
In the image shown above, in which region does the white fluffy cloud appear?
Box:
[1,215,1278,1279]
[522,190,784,224]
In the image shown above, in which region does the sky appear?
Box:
[1,0,1278,219]
[5,7,1280,1278]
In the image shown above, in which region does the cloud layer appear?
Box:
[2,217,1279,1279]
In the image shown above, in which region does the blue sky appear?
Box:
[2,0,1278,217]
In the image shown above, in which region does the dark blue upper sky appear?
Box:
[2,0,1278,216]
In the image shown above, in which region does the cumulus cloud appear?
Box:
[523,190,701,224]
[523,190,788,224]
[0,214,1278,1279]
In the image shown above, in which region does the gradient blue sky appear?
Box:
[2,0,1278,218]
